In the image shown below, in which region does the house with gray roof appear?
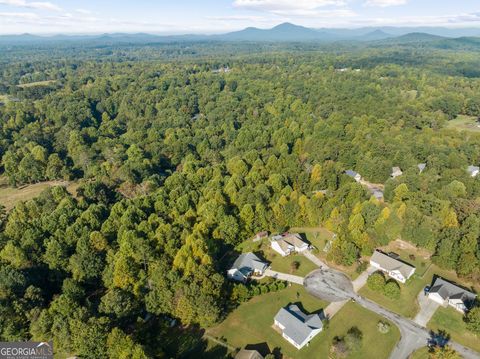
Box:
[370,250,415,283]
[428,277,477,313]
[227,252,268,283]
[345,170,362,182]
[418,163,426,173]
[273,304,323,349]
[467,165,479,177]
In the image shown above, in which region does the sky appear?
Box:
[0,0,479,35]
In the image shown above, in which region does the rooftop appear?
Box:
[231,252,267,273]
[429,277,476,303]
[274,304,323,346]
[370,250,415,278]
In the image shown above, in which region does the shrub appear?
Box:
[377,320,391,334]
[330,336,349,358]
[230,284,250,303]
[465,307,480,334]
[355,260,368,274]
[367,272,386,292]
[384,280,401,299]
[290,260,300,273]
[345,326,363,352]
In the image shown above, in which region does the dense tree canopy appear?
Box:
[1,41,480,356]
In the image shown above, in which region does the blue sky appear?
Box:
[0,0,479,34]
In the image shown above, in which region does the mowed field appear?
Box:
[0,176,79,211]
[428,306,480,353]
[207,286,399,359]
[17,79,57,88]
[445,115,480,133]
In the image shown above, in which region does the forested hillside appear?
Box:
[1,42,480,357]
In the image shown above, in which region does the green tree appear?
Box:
[367,272,386,292]
[383,280,401,299]
[464,307,480,334]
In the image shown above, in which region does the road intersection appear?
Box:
[265,252,480,359]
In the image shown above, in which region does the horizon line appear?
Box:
[2,22,480,37]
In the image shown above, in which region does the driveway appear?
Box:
[263,269,304,285]
[302,250,329,269]
[352,265,375,292]
[414,290,440,327]
[304,270,480,359]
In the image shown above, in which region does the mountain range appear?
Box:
[1,22,480,45]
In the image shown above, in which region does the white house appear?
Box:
[428,277,477,313]
[227,252,268,283]
[467,165,480,177]
[370,250,415,283]
[391,167,403,179]
[270,233,309,257]
[345,170,362,182]
[418,163,426,173]
[274,304,323,349]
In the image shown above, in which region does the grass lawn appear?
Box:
[359,275,425,318]
[0,177,78,211]
[427,306,480,353]
[290,227,363,280]
[208,289,399,359]
[17,79,57,88]
[445,115,480,133]
[235,231,320,277]
[409,347,429,359]
[360,239,480,318]
[264,247,318,277]
[379,240,432,276]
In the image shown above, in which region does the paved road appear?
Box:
[354,295,480,359]
[304,269,480,359]
[264,269,304,285]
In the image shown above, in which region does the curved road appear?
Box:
[303,268,480,359]
[354,294,479,359]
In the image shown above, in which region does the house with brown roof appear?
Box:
[235,349,264,359]
[270,233,309,257]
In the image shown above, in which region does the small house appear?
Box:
[418,163,426,173]
[252,231,268,242]
[428,277,476,313]
[370,250,415,283]
[227,252,268,283]
[391,167,403,179]
[467,165,479,178]
[270,233,309,257]
[345,170,362,182]
[235,349,264,359]
[372,189,384,200]
[274,304,323,349]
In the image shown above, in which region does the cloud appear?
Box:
[207,15,267,22]
[365,0,407,7]
[233,0,345,12]
[0,11,38,19]
[0,0,61,11]
[449,12,480,23]
[75,8,92,15]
